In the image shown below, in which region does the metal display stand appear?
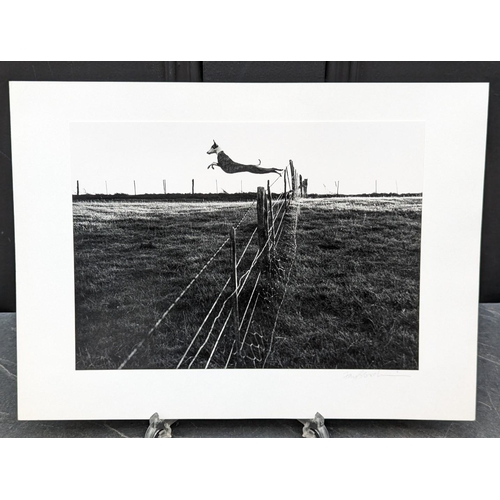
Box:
[145,412,330,438]
[145,413,178,438]
[298,412,330,438]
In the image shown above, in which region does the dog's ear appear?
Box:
[213,140,218,147]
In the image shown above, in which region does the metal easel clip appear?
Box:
[145,412,176,438]
[298,412,330,438]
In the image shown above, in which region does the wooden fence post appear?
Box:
[257,186,270,270]
[267,180,275,253]
[303,179,308,197]
[192,179,195,195]
[77,180,79,196]
[286,168,292,207]
[299,174,303,197]
[230,227,240,355]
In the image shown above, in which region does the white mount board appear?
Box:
[10,82,488,420]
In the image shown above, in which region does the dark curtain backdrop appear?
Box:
[0,61,498,311]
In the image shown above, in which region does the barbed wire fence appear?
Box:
[118,160,306,370]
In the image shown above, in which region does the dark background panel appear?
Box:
[0,61,499,311]
[203,61,326,82]
[0,79,14,313]
[0,61,167,82]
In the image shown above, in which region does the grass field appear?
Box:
[267,197,420,370]
[73,196,421,370]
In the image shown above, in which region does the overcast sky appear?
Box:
[70,121,425,195]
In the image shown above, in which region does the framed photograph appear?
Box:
[10,82,488,420]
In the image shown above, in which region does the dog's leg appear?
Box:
[207,162,219,170]
[244,164,284,175]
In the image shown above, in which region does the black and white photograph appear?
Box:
[72,121,424,371]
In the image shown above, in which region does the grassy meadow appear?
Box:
[266,197,421,370]
[73,200,259,369]
[74,196,421,370]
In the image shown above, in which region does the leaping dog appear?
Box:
[207,141,283,175]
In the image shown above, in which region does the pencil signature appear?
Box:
[343,372,412,379]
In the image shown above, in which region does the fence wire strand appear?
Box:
[205,308,232,369]
[234,200,256,229]
[224,340,236,368]
[237,227,258,267]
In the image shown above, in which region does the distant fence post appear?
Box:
[303,179,308,197]
[257,186,270,270]
[192,179,195,195]
[289,160,296,198]
[267,180,276,253]
[77,180,79,196]
[299,174,303,197]
[230,227,240,356]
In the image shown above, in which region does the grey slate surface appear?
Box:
[1,305,499,438]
